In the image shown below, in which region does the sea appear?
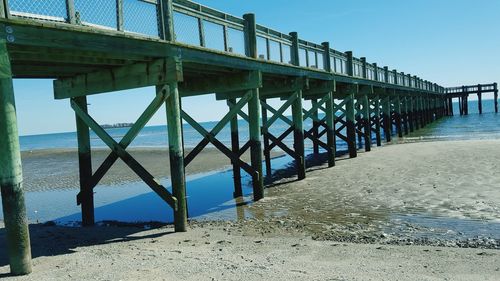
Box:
[2,99,500,241]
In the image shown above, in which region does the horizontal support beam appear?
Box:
[181,71,261,97]
[54,58,183,99]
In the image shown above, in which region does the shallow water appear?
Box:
[2,100,500,244]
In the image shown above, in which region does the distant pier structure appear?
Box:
[0,0,495,275]
[444,83,498,115]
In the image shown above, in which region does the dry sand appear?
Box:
[0,139,499,280]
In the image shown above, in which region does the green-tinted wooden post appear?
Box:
[322,41,335,167]
[245,13,264,200]
[159,0,174,41]
[228,98,242,197]
[372,63,382,146]
[408,96,414,132]
[290,32,306,175]
[66,0,76,24]
[311,99,320,154]
[0,40,32,275]
[292,91,306,179]
[448,97,453,116]
[116,0,124,31]
[0,0,5,18]
[345,51,357,158]
[360,57,370,151]
[382,67,391,142]
[291,32,306,177]
[494,83,498,113]
[393,94,403,138]
[164,82,187,232]
[361,93,371,151]
[261,98,272,178]
[402,96,409,135]
[477,84,483,114]
[74,96,94,226]
[393,70,403,138]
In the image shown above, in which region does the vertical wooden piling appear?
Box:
[311,99,320,154]
[394,94,403,138]
[345,51,357,158]
[74,96,94,226]
[292,91,306,179]
[494,83,498,113]
[261,98,272,178]
[228,99,243,197]
[374,95,382,146]
[361,94,371,151]
[448,97,453,116]
[164,83,187,232]
[346,92,357,158]
[322,42,335,167]
[244,13,264,200]
[408,96,415,132]
[0,40,32,275]
[403,96,409,135]
[477,84,483,114]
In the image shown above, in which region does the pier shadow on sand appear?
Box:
[0,149,337,269]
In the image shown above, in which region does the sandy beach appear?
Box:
[0,139,499,280]
[20,147,268,192]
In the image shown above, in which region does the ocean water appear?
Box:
[20,99,499,152]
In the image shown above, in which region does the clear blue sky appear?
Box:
[12,0,500,136]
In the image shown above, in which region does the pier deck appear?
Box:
[0,0,492,275]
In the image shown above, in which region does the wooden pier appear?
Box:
[0,0,484,275]
[444,83,498,115]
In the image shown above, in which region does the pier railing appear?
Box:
[3,0,444,93]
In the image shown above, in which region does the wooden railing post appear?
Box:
[360,57,367,79]
[65,0,76,24]
[116,0,124,31]
[244,13,264,201]
[159,0,174,41]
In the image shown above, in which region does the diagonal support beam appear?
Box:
[78,85,171,204]
[183,92,251,166]
[262,92,298,129]
[71,100,177,210]
[181,109,256,177]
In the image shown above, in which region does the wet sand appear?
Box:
[242,140,500,247]
[1,139,499,279]
[21,148,269,192]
